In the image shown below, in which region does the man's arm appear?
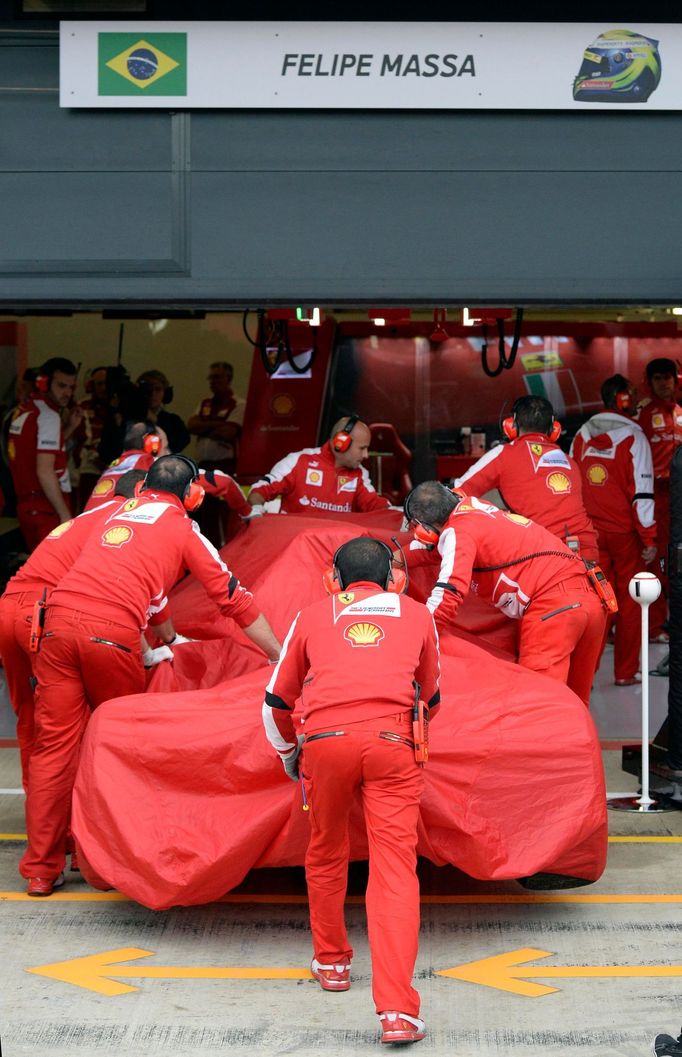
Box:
[454,444,504,494]
[198,469,251,517]
[36,453,71,522]
[628,432,657,552]
[248,451,302,506]
[262,611,306,755]
[415,611,441,718]
[426,523,476,630]
[355,465,391,512]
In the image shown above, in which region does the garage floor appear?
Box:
[1,645,680,1057]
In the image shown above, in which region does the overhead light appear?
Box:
[671,307,682,316]
[462,307,514,326]
[372,318,386,327]
[367,308,412,324]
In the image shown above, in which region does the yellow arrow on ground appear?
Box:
[27,948,314,996]
[437,947,682,997]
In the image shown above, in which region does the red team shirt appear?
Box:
[636,397,682,482]
[455,434,599,560]
[263,584,440,754]
[570,412,656,547]
[419,498,586,630]
[8,396,71,501]
[49,491,259,631]
[252,443,390,515]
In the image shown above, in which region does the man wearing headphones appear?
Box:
[405,482,605,706]
[248,416,391,515]
[8,357,83,550]
[263,537,439,1045]
[22,455,282,896]
[571,375,657,685]
[637,358,682,642]
[454,395,599,561]
[137,369,190,454]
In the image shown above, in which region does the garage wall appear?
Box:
[2,30,682,307]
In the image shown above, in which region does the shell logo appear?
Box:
[271,393,295,417]
[547,472,571,494]
[344,622,384,648]
[93,478,114,496]
[101,525,133,548]
[47,520,74,539]
[505,513,530,526]
[7,440,15,462]
[122,498,138,512]
[587,464,608,486]
[531,443,544,456]
[308,471,321,483]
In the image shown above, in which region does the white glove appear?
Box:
[143,644,174,668]
[242,505,264,520]
[169,633,194,645]
[281,735,304,782]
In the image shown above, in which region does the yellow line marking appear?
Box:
[437,947,682,997]
[3,891,682,904]
[0,833,27,840]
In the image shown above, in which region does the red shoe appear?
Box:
[27,873,65,897]
[615,675,642,686]
[70,849,80,872]
[379,1012,426,1044]
[310,958,351,991]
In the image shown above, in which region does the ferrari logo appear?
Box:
[338,592,355,605]
[122,499,139,512]
[531,443,544,457]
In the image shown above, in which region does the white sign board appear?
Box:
[60,21,681,109]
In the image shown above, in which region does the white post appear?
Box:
[628,572,662,809]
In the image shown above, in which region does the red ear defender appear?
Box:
[143,432,161,457]
[183,481,205,512]
[616,391,632,411]
[322,567,338,595]
[548,420,562,443]
[413,523,440,546]
[34,374,49,394]
[134,479,145,497]
[331,414,359,453]
[502,416,517,441]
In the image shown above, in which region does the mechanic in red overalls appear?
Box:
[572,375,657,685]
[0,471,147,795]
[22,455,281,896]
[248,416,391,515]
[7,358,83,550]
[637,358,682,641]
[404,482,606,707]
[263,537,439,1045]
[455,395,599,561]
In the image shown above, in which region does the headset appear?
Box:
[615,390,633,412]
[143,454,205,512]
[501,398,561,443]
[34,373,49,394]
[323,538,407,595]
[404,485,466,547]
[84,366,107,396]
[143,432,162,457]
[331,415,359,453]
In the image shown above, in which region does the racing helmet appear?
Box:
[573,30,661,103]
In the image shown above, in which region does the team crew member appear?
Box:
[405,482,605,706]
[0,471,146,793]
[263,538,439,1044]
[248,416,391,515]
[571,375,656,685]
[8,357,83,550]
[455,396,599,561]
[22,456,282,896]
[73,366,111,510]
[636,358,682,641]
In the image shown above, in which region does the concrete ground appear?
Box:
[1,645,680,1057]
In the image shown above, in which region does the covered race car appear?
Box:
[72,512,607,910]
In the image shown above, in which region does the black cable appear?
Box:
[480,307,524,378]
[472,549,583,573]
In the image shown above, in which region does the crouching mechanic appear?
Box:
[248,416,391,515]
[262,537,440,1045]
[22,455,282,896]
[405,482,606,706]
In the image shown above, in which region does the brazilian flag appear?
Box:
[98,33,187,96]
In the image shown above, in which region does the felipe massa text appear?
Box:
[281,53,476,77]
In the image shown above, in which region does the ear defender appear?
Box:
[331,415,359,453]
[171,454,205,512]
[548,420,562,442]
[322,539,405,595]
[143,432,162,457]
[403,487,442,548]
[34,374,49,394]
[502,416,518,441]
[616,391,632,411]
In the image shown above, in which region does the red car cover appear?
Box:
[72,513,607,910]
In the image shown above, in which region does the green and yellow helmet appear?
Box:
[573,30,661,103]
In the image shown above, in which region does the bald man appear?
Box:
[248,416,390,515]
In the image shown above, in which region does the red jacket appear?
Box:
[262,583,440,754]
[8,396,71,502]
[251,443,390,515]
[49,490,259,632]
[420,498,586,630]
[570,412,656,547]
[636,397,682,481]
[455,434,598,560]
